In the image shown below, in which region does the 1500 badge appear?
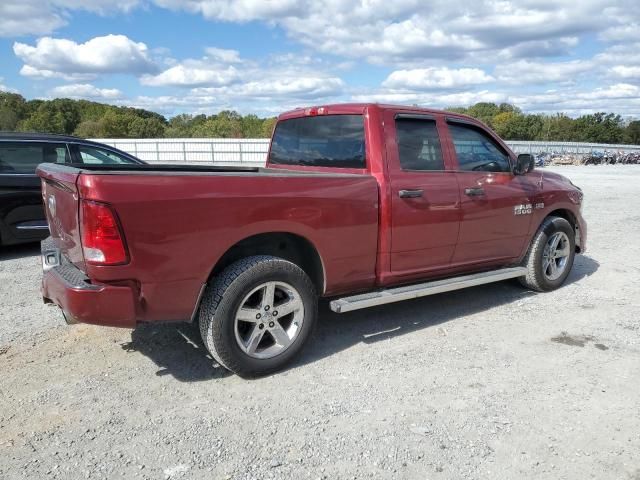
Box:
[514,203,533,215]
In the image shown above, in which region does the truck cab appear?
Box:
[266,104,583,286]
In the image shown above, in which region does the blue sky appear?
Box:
[1,1,639,118]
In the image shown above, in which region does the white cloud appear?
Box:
[141,48,346,104]
[141,63,239,87]
[49,83,123,99]
[192,76,345,99]
[0,0,142,37]
[351,89,508,108]
[382,67,494,90]
[610,65,640,80]
[14,35,156,78]
[204,47,242,63]
[0,78,19,93]
[495,60,593,85]
[153,0,632,65]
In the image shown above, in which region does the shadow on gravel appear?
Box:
[123,254,599,381]
[122,323,232,382]
[0,242,40,261]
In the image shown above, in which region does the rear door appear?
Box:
[445,118,536,264]
[385,111,461,281]
[0,142,70,244]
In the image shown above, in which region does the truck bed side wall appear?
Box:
[78,172,379,322]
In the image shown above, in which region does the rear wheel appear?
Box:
[520,216,576,292]
[199,255,317,377]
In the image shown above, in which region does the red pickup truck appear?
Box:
[38,103,586,376]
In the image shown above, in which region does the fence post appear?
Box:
[155,141,159,163]
[182,141,186,164]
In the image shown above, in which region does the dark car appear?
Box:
[0,133,145,246]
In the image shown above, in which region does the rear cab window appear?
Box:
[0,143,69,174]
[269,115,365,169]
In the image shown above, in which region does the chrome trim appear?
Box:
[16,224,49,230]
[330,267,528,313]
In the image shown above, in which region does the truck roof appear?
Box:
[278,103,475,121]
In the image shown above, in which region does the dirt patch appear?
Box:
[551,332,596,347]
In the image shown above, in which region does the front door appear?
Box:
[385,112,461,281]
[445,119,537,265]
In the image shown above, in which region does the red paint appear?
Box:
[39,103,586,327]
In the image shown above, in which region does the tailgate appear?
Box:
[37,164,85,270]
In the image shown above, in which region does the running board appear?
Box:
[330,267,528,313]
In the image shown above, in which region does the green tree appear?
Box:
[466,102,501,127]
[625,121,640,145]
[538,114,578,141]
[74,120,104,138]
[574,113,624,144]
[493,111,542,140]
[261,117,277,138]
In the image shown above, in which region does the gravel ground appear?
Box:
[1,165,639,480]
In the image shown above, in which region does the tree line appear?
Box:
[1,91,639,144]
[0,91,276,139]
[446,102,640,145]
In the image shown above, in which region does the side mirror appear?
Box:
[515,153,534,175]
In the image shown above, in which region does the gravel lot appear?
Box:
[1,165,639,480]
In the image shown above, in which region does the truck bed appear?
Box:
[37,162,380,325]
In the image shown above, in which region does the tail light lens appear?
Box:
[80,200,128,265]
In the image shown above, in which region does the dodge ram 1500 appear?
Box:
[38,104,586,376]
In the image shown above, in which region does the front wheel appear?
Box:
[199,255,317,377]
[520,216,576,292]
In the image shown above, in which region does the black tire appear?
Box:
[519,216,576,292]
[198,255,317,377]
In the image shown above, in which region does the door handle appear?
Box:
[464,187,485,197]
[399,189,424,198]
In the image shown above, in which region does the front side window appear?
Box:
[449,123,511,173]
[77,146,133,165]
[269,114,365,168]
[0,143,69,174]
[396,118,444,171]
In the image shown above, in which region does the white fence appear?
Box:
[92,138,640,166]
[92,138,269,167]
[508,141,640,155]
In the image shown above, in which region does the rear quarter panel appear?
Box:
[78,171,379,321]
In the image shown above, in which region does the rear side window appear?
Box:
[269,115,365,168]
[0,143,69,174]
[77,146,134,165]
[396,118,444,171]
[448,123,511,173]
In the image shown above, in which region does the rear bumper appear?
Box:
[42,262,137,328]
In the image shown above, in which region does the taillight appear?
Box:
[80,200,128,265]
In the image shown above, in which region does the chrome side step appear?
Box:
[329,267,527,313]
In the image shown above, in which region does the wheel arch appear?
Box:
[208,232,326,295]
[542,208,582,252]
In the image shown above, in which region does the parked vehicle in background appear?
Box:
[0,133,145,246]
[38,104,586,377]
